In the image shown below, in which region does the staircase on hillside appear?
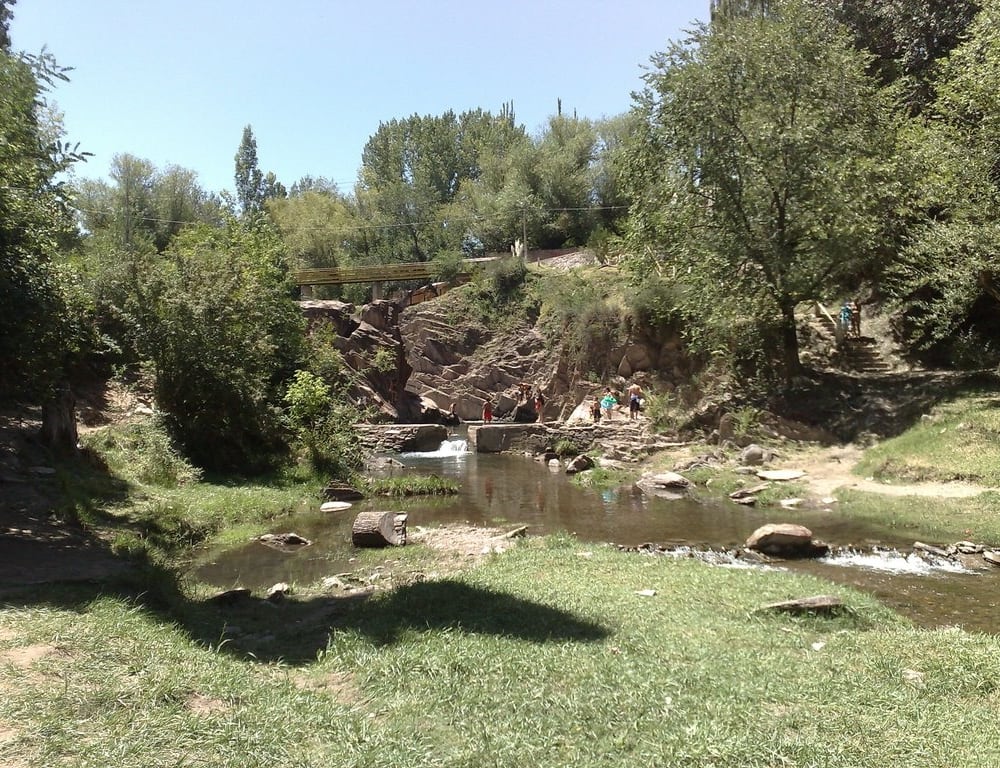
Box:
[808,305,893,375]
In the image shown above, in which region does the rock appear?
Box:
[267,582,290,602]
[320,501,353,513]
[914,541,950,558]
[951,540,984,555]
[209,588,252,606]
[739,443,771,466]
[258,532,312,550]
[746,523,828,558]
[779,498,804,509]
[718,413,735,441]
[646,472,691,489]
[565,454,595,474]
[756,469,806,481]
[730,482,769,500]
[983,550,1000,567]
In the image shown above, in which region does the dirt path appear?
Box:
[785,444,991,499]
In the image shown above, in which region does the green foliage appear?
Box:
[452,255,537,332]
[641,391,680,432]
[535,272,626,379]
[267,187,353,271]
[0,49,91,400]
[80,418,201,487]
[552,438,582,458]
[732,405,760,435]
[234,124,265,217]
[363,475,459,496]
[369,346,397,374]
[283,369,332,431]
[132,220,304,472]
[624,0,903,374]
[430,249,466,282]
[887,2,1000,358]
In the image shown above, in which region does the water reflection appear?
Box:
[193,437,1000,633]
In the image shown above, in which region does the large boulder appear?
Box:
[745,523,829,558]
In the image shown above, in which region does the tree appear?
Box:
[817,0,980,113]
[234,124,265,217]
[889,0,1000,360]
[0,47,90,403]
[0,0,14,52]
[134,219,303,470]
[625,0,901,377]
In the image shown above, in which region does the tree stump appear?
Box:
[40,382,78,454]
[352,511,407,548]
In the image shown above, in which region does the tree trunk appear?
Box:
[779,302,801,380]
[351,511,408,547]
[40,382,78,454]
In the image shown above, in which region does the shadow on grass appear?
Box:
[0,570,611,666]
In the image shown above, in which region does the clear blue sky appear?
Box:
[11,0,708,196]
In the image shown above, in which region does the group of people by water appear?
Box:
[590,382,643,422]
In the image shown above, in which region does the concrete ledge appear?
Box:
[469,424,553,454]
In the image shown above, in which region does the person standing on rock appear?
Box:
[600,388,618,421]
[482,399,493,423]
[850,299,861,337]
[533,391,545,422]
[590,397,602,422]
[628,383,643,420]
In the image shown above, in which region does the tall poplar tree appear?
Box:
[234,124,265,217]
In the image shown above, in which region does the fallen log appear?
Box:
[352,511,408,548]
[759,595,845,616]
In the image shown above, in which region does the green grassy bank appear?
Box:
[4,392,1000,766]
[2,538,998,767]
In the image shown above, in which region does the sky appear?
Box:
[11,0,709,196]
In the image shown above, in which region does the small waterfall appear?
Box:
[401,438,470,458]
[821,549,974,575]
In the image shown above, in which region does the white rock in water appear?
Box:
[320,501,353,512]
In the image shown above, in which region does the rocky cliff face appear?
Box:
[399,290,696,424]
[301,274,696,427]
[400,305,559,422]
[301,299,428,422]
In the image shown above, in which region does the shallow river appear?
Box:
[194,437,1000,634]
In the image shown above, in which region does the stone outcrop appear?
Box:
[301,299,430,423]
[355,424,448,453]
[402,306,556,422]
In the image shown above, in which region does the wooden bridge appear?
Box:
[293,257,495,288]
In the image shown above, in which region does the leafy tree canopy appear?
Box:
[624,0,903,376]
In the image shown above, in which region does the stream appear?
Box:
[194,434,1000,634]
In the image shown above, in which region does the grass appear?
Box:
[363,474,459,497]
[833,489,1000,544]
[2,539,998,767]
[855,392,1000,485]
[8,390,1000,766]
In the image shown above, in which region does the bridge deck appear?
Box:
[294,257,495,286]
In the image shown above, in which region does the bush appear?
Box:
[135,221,304,472]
